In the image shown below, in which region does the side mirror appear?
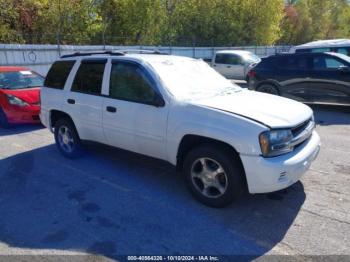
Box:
[338,66,350,72]
[153,94,165,107]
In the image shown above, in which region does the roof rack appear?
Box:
[60,49,168,59]
[119,49,168,55]
[60,50,125,59]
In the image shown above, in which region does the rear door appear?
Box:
[275,55,313,102]
[308,54,350,105]
[102,60,168,160]
[63,58,107,143]
[212,53,245,79]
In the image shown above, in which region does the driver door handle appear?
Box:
[67,99,75,104]
[106,106,117,113]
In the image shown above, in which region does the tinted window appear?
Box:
[277,56,309,69]
[71,61,105,95]
[45,61,75,89]
[335,47,350,56]
[313,56,345,70]
[215,54,242,65]
[0,71,43,90]
[311,48,331,53]
[295,49,311,53]
[109,62,156,104]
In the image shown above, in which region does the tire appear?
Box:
[0,108,10,128]
[183,144,245,208]
[54,118,83,158]
[257,84,279,95]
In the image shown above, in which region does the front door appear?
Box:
[102,60,168,160]
[275,55,312,102]
[308,54,350,105]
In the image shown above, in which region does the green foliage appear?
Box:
[0,0,349,46]
[279,0,350,44]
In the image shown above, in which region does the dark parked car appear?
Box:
[247,52,350,105]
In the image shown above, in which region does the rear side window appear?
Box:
[295,49,311,53]
[276,56,310,69]
[71,60,106,95]
[44,61,75,89]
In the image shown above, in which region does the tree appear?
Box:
[96,0,166,45]
[166,0,284,46]
[280,0,350,44]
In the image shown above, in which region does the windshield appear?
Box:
[242,52,261,63]
[148,57,241,100]
[0,70,44,90]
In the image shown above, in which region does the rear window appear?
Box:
[44,61,75,89]
[254,57,275,69]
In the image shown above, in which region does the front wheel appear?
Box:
[54,118,83,158]
[183,144,245,207]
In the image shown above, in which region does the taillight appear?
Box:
[247,70,256,78]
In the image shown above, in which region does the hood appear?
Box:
[0,87,40,104]
[195,90,313,128]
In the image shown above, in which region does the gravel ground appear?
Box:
[0,103,349,261]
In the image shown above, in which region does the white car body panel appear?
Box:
[195,90,313,128]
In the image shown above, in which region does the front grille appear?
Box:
[290,118,315,148]
[292,118,311,137]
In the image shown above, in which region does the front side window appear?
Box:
[45,61,75,89]
[109,62,156,104]
[215,54,242,65]
[0,70,44,90]
[313,56,345,70]
[71,60,105,95]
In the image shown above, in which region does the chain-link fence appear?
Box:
[0,33,293,75]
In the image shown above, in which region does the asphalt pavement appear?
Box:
[0,104,349,261]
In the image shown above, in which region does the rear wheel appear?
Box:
[0,108,9,128]
[257,84,279,95]
[183,144,245,207]
[54,118,83,158]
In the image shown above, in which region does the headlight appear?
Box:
[259,129,293,157]
[6,94,29,107]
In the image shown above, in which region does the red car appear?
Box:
[0,66,43,127]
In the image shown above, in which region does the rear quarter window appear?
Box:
[255,57,275,69]
[44,60,75,89]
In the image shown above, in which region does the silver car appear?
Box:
[211,50,260,80]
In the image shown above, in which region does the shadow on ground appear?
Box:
[0,142,305,260]
[0,124,44,136]
[310,105,350,126]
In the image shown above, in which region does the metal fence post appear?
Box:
[56,32,61,57]
[192,36,196,58]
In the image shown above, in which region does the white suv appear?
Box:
[40,51,321,207]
